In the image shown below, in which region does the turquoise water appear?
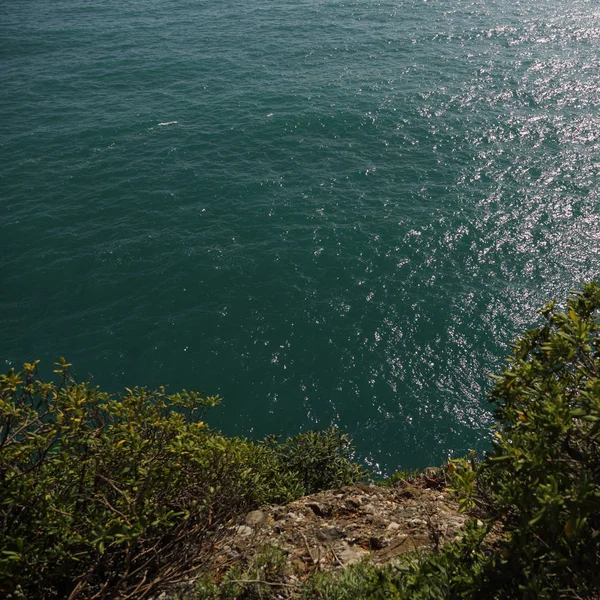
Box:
[2,0,599,472]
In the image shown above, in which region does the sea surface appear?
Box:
[2,0,600,472]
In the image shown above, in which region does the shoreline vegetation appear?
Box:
[1,282,599,599]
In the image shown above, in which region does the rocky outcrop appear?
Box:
[209,479,467,582]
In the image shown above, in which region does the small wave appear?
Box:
[158,121,178,126]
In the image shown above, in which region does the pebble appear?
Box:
[337,545,368,565]
[245,510,266,527]
[236,525,253,537]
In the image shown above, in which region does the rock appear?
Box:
[235,525,253,537]
[355,483,375,493]
[245,510,266,527]
[320,526,346,541]
[291,557,306,574]
[201,482,467,585]
[337,544,368,565]
[395,486,414,499]
[394,507,417,518]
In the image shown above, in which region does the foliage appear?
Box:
[477,280,600,596]
[376,469,421,487]
[267,429,365,496]
[443,281,600,598]
[194,545,290,600]
[300,558,391,600]
[301,522,491,600]
[0,362,363,599]
[445,454,478,513]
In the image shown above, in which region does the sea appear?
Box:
[2,0,599,473]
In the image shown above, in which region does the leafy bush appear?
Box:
[194,545,290,600]
[301,522,491,600]
[441,282,600,598]
[0,361,363,599]
[268,429,365,496]
[476,281,600,596]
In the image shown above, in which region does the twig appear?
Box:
[326,542,344,567]
[229,579,298,588]
[301,533,316,567]
[67,578,87,600]
[96,494,132,526]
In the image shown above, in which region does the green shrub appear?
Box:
[301,559,393,600]
[301,522,491,600]
[194,545,289,600]
[270,429,365,496]
[477,281,600,596]
[0,361,363,599]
